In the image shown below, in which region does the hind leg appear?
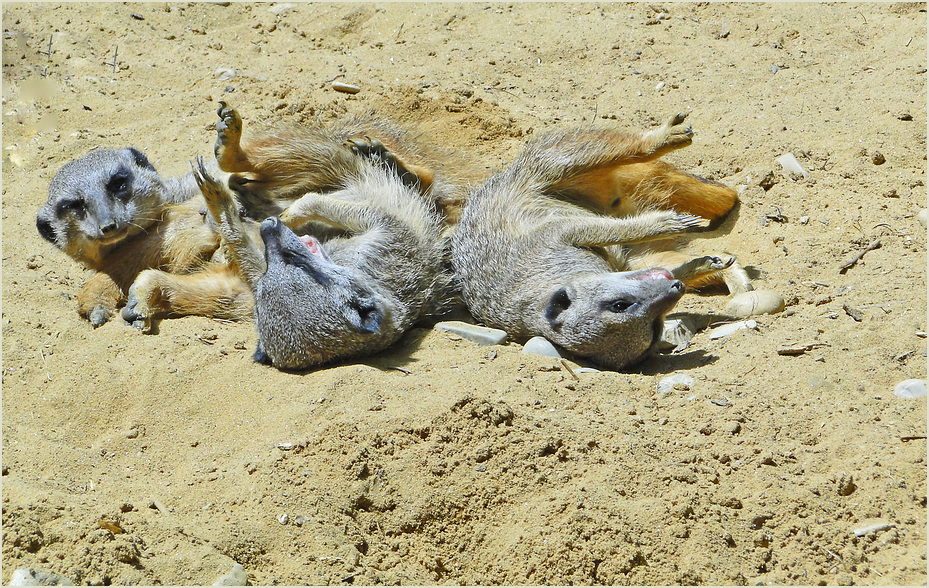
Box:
[121,265,254,332]
[77,272,126,327]
[214,101,253,173]
[609,160,738,222]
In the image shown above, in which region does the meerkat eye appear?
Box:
[56,198,86,219]
[107,168,132,201]
[606,299,636,313]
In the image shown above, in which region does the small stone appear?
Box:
[798,215,810,225]
[657,373,695,395]
[332,81,361,94]
[278,513,289,525]
[9,568,74,586]
[269,3,295,15]
[212,563,247,586]
[893,379,927,399]
[293,515,306,527]
[775,153,810,180]
[852,520,895,537]
[708,320,757,340]
[917,209,927,228]
[725,290,785,317]
[837,473,857,496]
[214,68,237,81]
[522,336,562,358]
[871,151,886,165]
[657,317,695,352]
[434,321,508,346]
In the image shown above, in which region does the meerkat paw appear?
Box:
[192,156,238,216]
[121,278,157,332]
[667,212,709,232]
[669,255,734,282]
[215,101,249,172]
[346,136,421,188]
[88,305,113,328]
[643,112,694,155]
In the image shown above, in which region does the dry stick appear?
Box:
[39,34,52,58]
[39,349,51,381]
[560,359,579,381]
[838,239,880,274]
[105,46,118,73]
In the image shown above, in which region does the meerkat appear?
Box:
[192,131,454,369]
[35,147,230,326]
[451,113,750,371]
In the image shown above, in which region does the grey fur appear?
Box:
[452,116,705,371]
[193,155,453,371]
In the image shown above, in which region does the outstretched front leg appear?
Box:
[552,211,706,249]
[121,265,254,332]
[630,250,753,294]
[192,157,267,288]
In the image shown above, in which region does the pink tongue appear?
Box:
[633,268,674,281]
[299,235,328,260]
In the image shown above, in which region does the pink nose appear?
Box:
[632,268,674,281]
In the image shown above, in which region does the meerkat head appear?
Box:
[37,148,167,264]
[253,216,398,370]
[541,268,685,370]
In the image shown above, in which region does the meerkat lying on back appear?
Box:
[452,113,751,371]
[194,104,456,369]
[36,103,466,333]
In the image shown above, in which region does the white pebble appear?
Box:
[893,379,927,399]
[269,3,295,15]
[657,373,695,394]
[659,317,695,351]
[708,320,757,340]
[918,208,927,228]
[725,290,785,318]
[212,564,247,587]
[332,81,361,94]
[278,513,289,525]
[434,321,508,345]
[852,521,896,537]
[522,336,562,358]
[9,568,74,586]
[214,68,237,81]
[655,81,666,91]
[775,153,810,180]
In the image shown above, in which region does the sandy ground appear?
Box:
[2,2,927,586]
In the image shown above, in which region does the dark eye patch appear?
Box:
[107,167,132,201]
[281,248,332,286]
[55,198,86,218]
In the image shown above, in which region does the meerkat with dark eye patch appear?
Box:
[35,147,230,326]
[452,113,751,371]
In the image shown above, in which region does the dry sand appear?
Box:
[2,2,927,585]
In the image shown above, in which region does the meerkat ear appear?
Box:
[348,298,383,334]
[544,287,572,328]
[127,147,156,172]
